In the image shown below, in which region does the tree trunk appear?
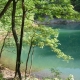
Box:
[14,44,22,79]
[12,0,21,79]
[25,40,33,79]
[29,46,34,76]
[14,0,26,79]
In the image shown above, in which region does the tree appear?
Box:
[0,0,80,79]
[71,0,80,12]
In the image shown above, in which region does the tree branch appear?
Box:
[19,0,26,53]
[0,0,12,18]
[0,31,10,58]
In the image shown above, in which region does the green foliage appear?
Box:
[0,73,5,80]
[34,0,80,20]
[0,73,3,78]
[0,0,80,33]
[0,0,76,61]
[24,25,73,61]
[71,0,80,12]
[51,68,61,79]
[66,74,74,80]
[0,0,79,65]
[42,68,74,80]
[0,0,80,28]
[0,0,78,79]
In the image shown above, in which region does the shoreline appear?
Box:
[0,64,55,80]
[0,64,15,79]
[0,64,42,80]
[0,61,78,80]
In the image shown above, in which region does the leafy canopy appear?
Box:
[0,0,79,61]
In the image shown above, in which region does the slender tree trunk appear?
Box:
[29,46,34,76]
[0,31,10,58]
[12,0,21,79]
[25,34,34,79]
[25,41,33,79]
[15,0,26,79]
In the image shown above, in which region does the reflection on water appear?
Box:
[0,29,80,80]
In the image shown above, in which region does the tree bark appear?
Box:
[25,42,33,79]
[0,31,10,58]
[12,0,21,79]
[29,46,34,76]
[12,0,26,79]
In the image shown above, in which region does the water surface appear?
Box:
[0,28,80,80]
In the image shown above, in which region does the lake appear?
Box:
[0,24,80,80]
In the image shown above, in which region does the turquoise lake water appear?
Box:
[0,26,80,80]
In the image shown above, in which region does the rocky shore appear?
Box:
[0,64,15,80]
[37,18,80,30]
[0,64,40,80]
